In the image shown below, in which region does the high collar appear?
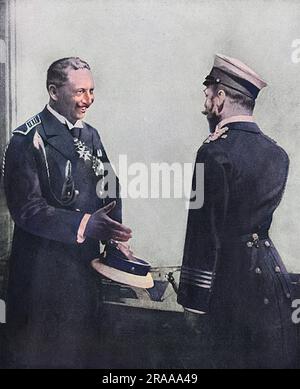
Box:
[47,104,83,129]
[216,115,262,134]
[217,115,254,129]
[38,106,79,162]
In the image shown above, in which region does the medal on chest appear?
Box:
[73,138,105,176]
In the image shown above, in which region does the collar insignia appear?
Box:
[203,126,229,144]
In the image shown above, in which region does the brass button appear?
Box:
[275,266,281,273]
[252,233,259,240]
[286,293,291,299]
[264,298,269,305]
[264,241,270,247]
[247,242,253,248]
[255,267,262,275]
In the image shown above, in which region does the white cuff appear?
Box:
[184,308,207,315]
[77,213,91,243]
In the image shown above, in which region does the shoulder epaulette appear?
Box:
[13,114,41,135]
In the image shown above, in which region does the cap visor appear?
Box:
[91,259,154,289]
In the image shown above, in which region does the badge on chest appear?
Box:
[73,138,104,177]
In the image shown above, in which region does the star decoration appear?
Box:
[74,138,105,175]
[83,152,91,161]
[76,149,86,159]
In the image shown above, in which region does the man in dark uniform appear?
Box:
[3,57,132,368]
[177,54,298,368]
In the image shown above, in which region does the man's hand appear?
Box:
[115,241,134,259]
[84,201,132,242]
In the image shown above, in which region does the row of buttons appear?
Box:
[255,265,281,274]
[254,265,291,299]
[247,235,291,301]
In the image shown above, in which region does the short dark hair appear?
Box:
[211,83,255,112]
[46,57,91,90]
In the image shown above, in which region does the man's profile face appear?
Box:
[202,86,222,130]
[53,68,95,124]
[202,87,217,119]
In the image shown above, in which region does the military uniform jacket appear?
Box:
[177,119,299,368]
[3,106,121,368]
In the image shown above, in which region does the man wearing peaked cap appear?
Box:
[177,54,298,368]
[204,53,267,98]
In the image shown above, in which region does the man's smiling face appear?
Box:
[53,67,95,124]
